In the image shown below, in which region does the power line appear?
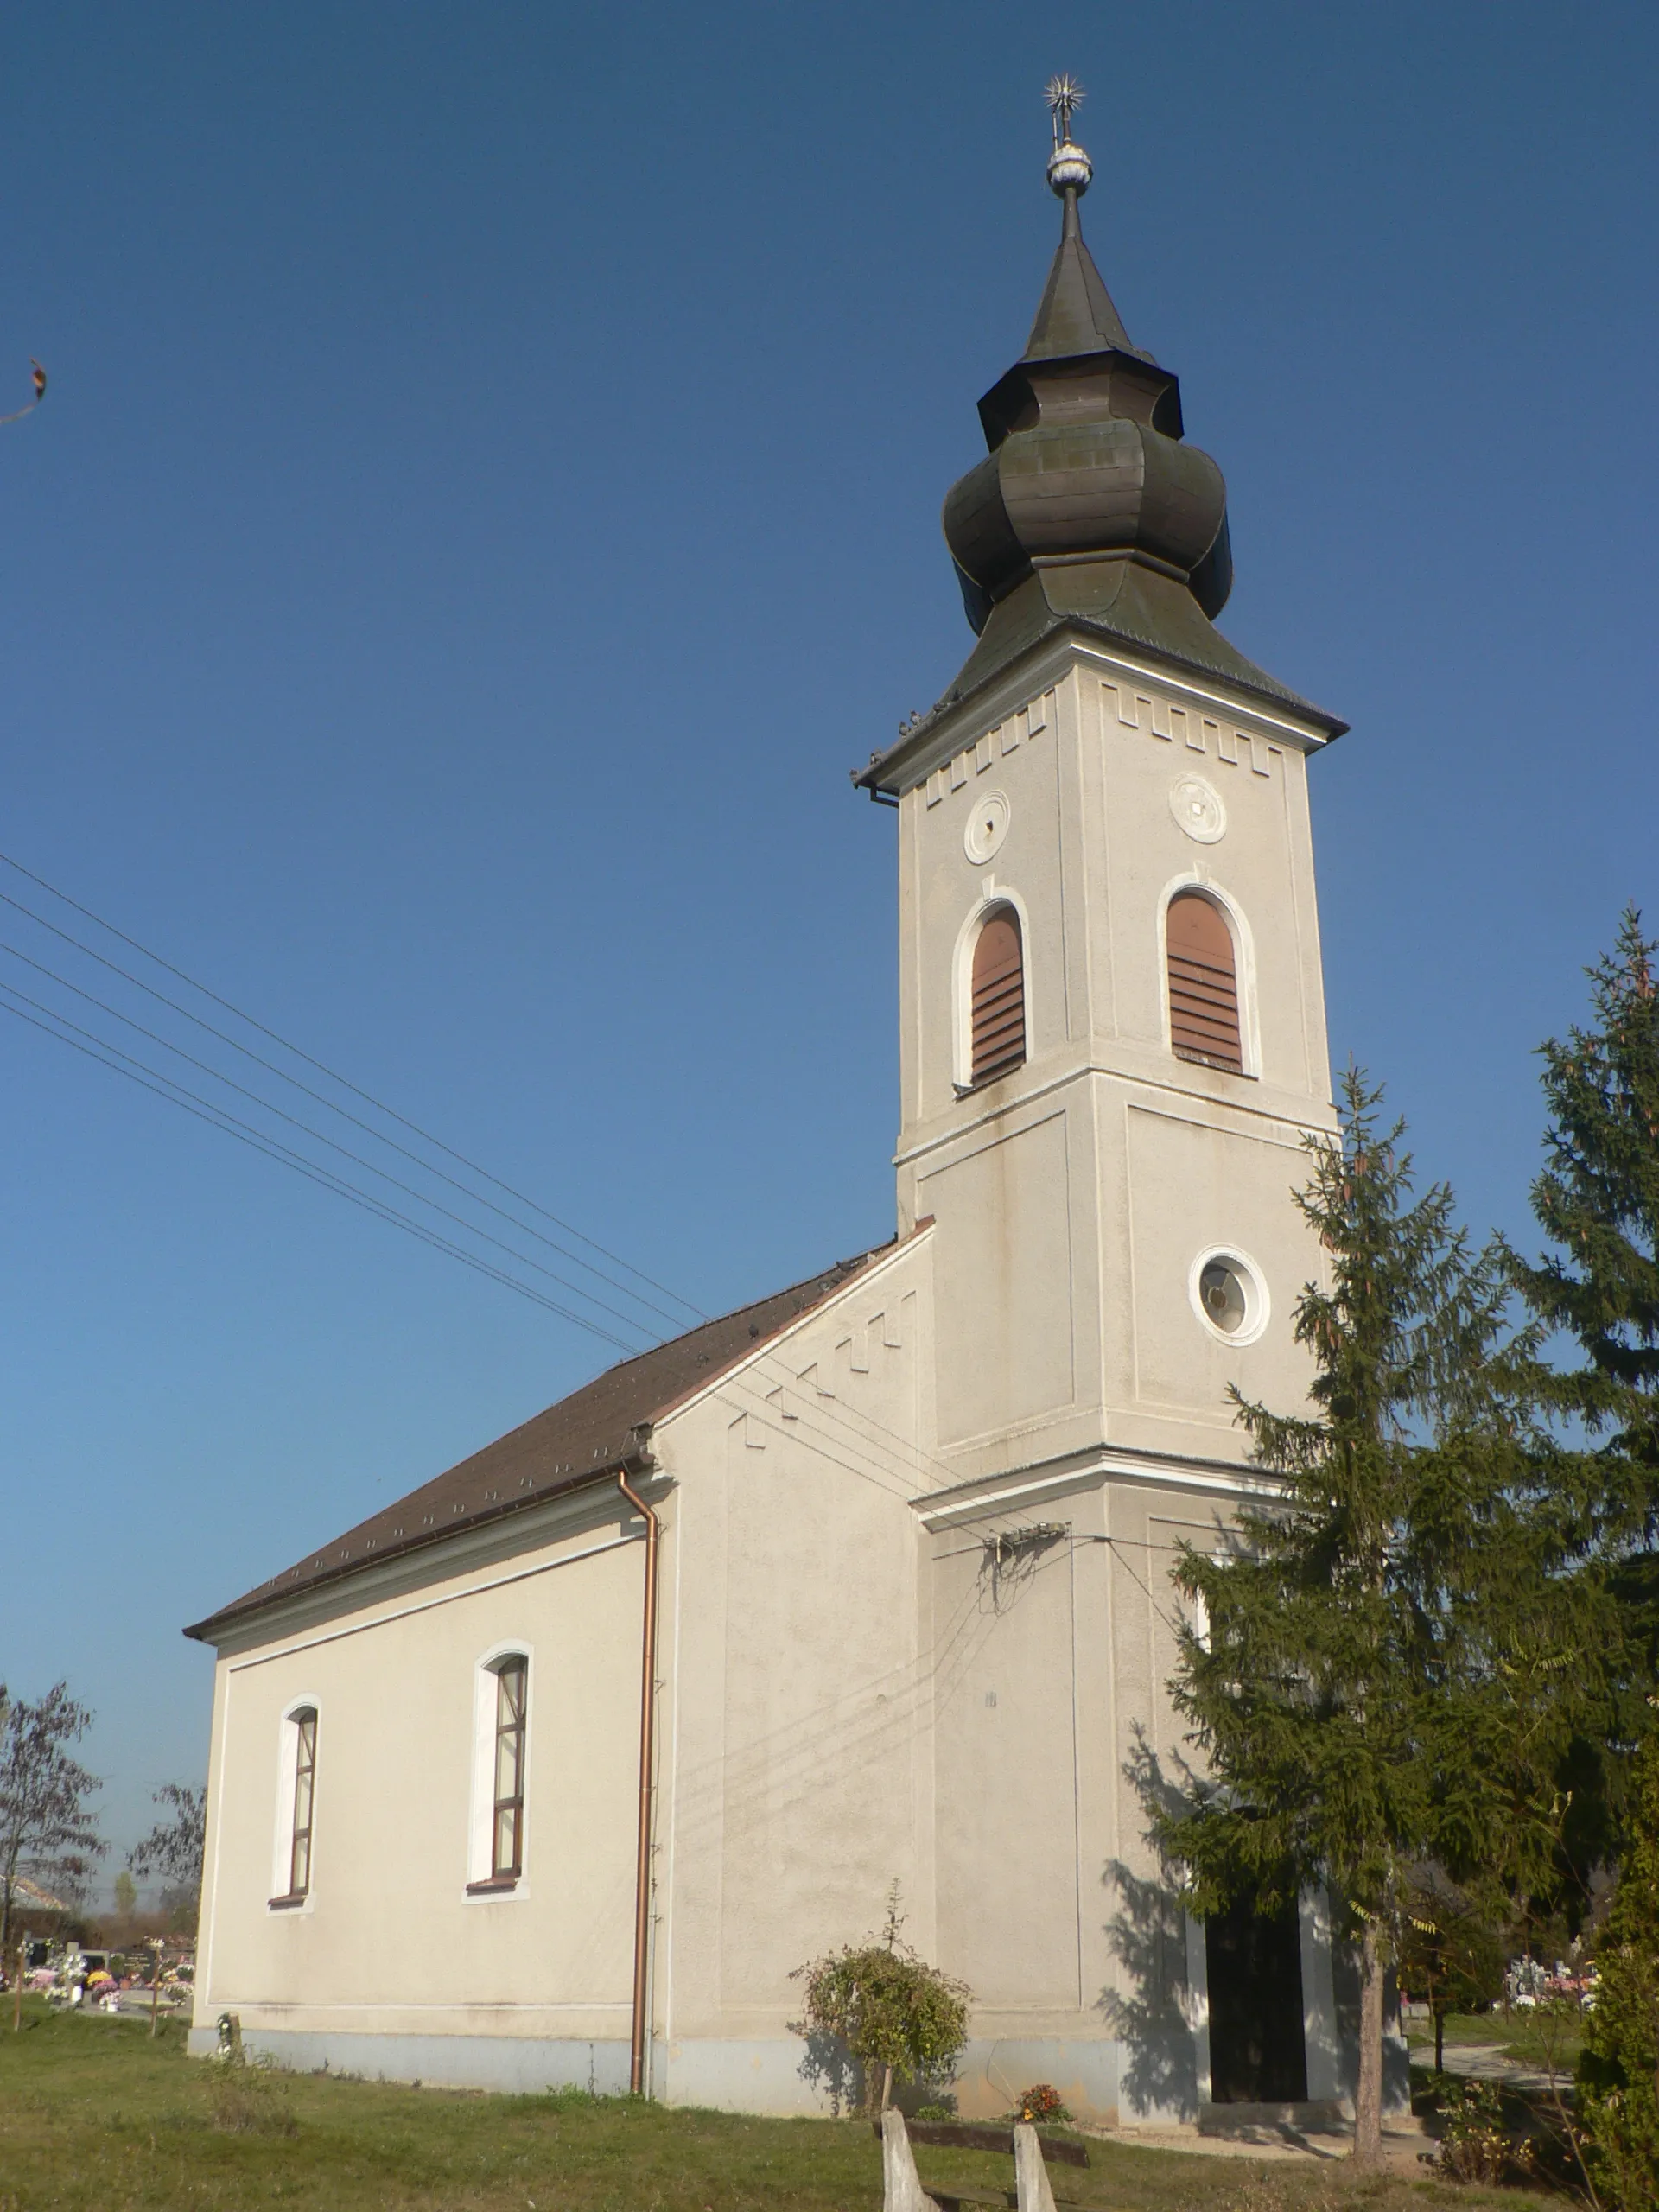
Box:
[0,935,664,1345]
[0,850,702,1325]
[0,988,643,1352]
[0,850,982,1498]
[3,934,946,1497]
[1099,1534,1191,1643]
[0,967,947,1495]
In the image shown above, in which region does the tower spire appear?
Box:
[853,80,1345,796]
[1026,75,1137,361]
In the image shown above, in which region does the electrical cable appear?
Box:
[1099,1534,1191,1642]
[0,988,644,1352]
[0,853,987,1499]
[0,935,666,1345]
[0,854,701,1325]
[0,973,946,1497]
[0,854,973,1491]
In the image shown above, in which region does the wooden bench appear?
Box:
[868,2120,1090,2168]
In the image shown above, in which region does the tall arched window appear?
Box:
[970,906,1026,1085]
[289,1708,317,1896]
[468,1651,530,1893]
[1166,891,1243,1073]
[489,1658,527,1880]
[270,1705,317,1908]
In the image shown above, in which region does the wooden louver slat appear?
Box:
[971,909,1026,1085]
[1166,892,1242,1073]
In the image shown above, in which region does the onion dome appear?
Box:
[892,79,1344,759]
[944,81,1234,645]
[944,168,1236,640]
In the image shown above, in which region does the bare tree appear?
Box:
[0,1682,105,1960]
[130,1783,207,1925]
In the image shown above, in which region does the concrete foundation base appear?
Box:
[184,2026,632,2097]
[183,2024,1388,2130]
[184,2024,1140,2122]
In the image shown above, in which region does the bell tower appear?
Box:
[856,81,1345,1489]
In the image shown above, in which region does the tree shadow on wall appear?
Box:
[792,2033,955,2120]
[794,2028,862,2117]
[1101,1728,1207,2122]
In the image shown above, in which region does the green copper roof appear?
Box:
[855,124,1345,796]
[1023,188,1147,363]
[953,568,1340,731]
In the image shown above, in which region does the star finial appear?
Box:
[1044,73,1084,147]
[1043,75,1092,198]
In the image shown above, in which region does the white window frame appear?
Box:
[467,1642,532,1900]
[269,1694,321,1913]
[1188,1243,1272,1348]
[952,881,1035,1094]
[1157,872,1261,1080]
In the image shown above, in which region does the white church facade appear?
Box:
[186,103,1380,2125]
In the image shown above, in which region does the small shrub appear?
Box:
[207,2051,297,2137]
[1433,2076,1508,2184]
[1011,2083,1071,2125]
[791,1885,970,2117]
[912,2101,956,2121]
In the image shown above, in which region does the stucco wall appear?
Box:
[650,1237,935,2100]
[894,647,1334,1485]
[194,1493,645,2056]
[188,645,1351,2120]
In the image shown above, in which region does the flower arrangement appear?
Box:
[1012,2083,1071,2126]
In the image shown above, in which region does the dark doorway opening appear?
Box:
[1205,1890,1308,2103]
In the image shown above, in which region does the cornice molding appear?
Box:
[872,635,1333,800]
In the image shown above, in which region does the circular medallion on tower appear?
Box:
[1170,775,1226,844]
[964,790,1011,863]
[1189,1247,1269,1346]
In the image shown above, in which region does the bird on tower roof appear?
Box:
[855,81,1343,794]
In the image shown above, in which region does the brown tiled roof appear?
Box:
[184,1243,891,1643]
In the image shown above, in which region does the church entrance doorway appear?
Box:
[1205,1890,1307,2103]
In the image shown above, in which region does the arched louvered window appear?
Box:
[1166,891,1243,1073]
[970,906,1026,1085]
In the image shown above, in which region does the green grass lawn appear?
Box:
[0,2001,1552,2212]
[1404,2011,1586,2073]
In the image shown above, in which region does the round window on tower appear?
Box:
[1189,1248,1268,1346]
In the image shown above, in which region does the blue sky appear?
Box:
[2,2,1655,1891]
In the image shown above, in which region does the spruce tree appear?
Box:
[1578,1727,1659,2208]
[1509,907,1659,1757]
[1506,912,1659,2202]
[1159,1071,1574,2165]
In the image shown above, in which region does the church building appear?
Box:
[186,89,1369,2126]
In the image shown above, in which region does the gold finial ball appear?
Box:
[1043,73,1091,196]
[1046,139,1093,196]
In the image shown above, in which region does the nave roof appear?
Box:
[185,1239,892,1643]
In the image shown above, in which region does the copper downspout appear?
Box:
[617,1470,660,2098]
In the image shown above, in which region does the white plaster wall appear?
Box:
[652,1237,937,2082]
[189,1243,1325,2123]
[894,647,1336,1483]
[918,1467,1262,2126]
[188,638,1346,2120]
[194,1502,644,2047]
